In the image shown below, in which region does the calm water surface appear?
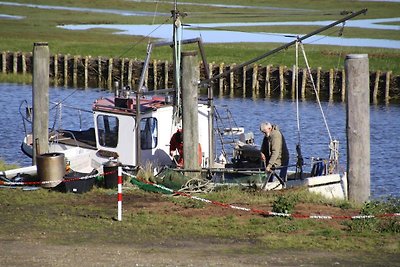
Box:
[0,83,399,198]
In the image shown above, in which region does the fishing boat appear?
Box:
[16,3,368,199]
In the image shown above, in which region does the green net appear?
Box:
[130,177,173,194]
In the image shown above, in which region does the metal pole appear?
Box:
[117,166,122,221]
[135,43,153,166]
[32,42,49,165]
[345,54,370,203]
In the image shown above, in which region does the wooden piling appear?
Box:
[329,68,334,101]
[181,51,200,174]
[128,59,133,87]
[242,66,246,97]
[98,56,102,87]
[219,62,224,96]
[32,42,50,164]
[64,54,68,87]
[108,57,113,90]
[120,58,125,88]
[22,53,26,75]
[164,60,169,89]
[291,65,296,99]
[372,70,380,104]
[265,65,271,97]
[229,64,235,97]
[84,56,89,88]
[1,51,6,73]
[317,67,321,96]
[301,68,307,99]
[385,71,392,103]
[345,54,370,203]
[144,60,148,89]
[279,65,285,96]
[1,50,400,100]
[341,68,346,102]
[13,52,18,74]
[153,59,157,91]
[73,55,78,88]
[252,64,259,98]
[53,54,58,86]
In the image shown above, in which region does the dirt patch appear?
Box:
[1,239,398,267]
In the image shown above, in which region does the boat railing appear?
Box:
[49,130,80,149]
[214,106,244,160]
[19,100,32,138]
[50,101,92,132]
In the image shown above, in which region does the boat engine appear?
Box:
[230,132,262,168]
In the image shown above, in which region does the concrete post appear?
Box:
[32,42,50,165]
[345,54,370,203]
[181,51,200,173]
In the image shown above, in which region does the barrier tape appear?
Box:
[0,170,116,186]
[122,170,400,220]
[2,168,398,220]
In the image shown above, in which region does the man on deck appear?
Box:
[260,122,289,181]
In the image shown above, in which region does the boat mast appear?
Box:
[172,0,182,125]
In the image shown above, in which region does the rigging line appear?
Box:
[118,16,171,59]
[299,41,333,142]
[295,39,301,145]
[73,16,171,85]
[305,24,345,105]
[49,88,79,111]
[148,0,160,45]
[303,27,343,45]
[184,24,297,38]
[187,13,315,18]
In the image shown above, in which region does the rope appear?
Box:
[295,39,301,144]
[178,178,215,193]
[299,41,333,142]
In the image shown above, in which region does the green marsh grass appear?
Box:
[0,0,399,73]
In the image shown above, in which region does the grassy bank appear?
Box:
[0,0,399,73]
[0,185,398,259]
[1,161,399,256]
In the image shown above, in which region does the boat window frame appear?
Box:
[96,114,119,148]
[140,117,158,150]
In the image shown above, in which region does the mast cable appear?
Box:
[295,39,301,145]
[298,41,333,142]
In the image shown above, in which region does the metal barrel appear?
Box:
[36,153,65,188]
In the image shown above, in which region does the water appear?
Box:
[1,1,399,49]
[59,21,400,49]
[0,83,399,198]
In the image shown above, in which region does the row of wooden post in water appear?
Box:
[1,51,399,103]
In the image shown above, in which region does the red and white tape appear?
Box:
[123,171,400,220]
[0,172,100,186]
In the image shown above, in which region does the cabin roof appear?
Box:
[92,95,172,115]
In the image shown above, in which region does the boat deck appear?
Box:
[53,128,97,150]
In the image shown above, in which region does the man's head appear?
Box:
[260,122,272,137]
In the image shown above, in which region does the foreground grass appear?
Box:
[0,185,398,254]
[0,0,399,73]
[1,160,399,260]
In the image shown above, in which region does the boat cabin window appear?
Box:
[97,115,119,148]
[140,117,158,149]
